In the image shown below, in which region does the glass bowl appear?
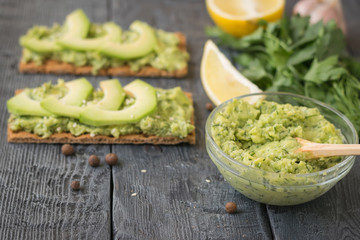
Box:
[205,92,358,206]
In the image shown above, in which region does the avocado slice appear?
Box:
[7,90,52,117]
[93,79,126,110]
[19,37,62,53]
[100,21,157,59]
[61,78,93,106]
[57,22,121,51]
[40,96,84,119]
[79,79,157,126]
[20,9,90,53]
[62,9,90,38]
[40,78,93,119]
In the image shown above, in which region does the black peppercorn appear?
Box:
[105,153,118,165]
[225,202,237,214]
[71,180,80,190]
[61,144,74,156]
[88,155,100,167]
[206,102,214,111]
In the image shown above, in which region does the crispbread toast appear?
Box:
[8,92,195,145]
[19,33,188,78]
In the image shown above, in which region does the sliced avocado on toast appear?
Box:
[8,78,154,123]
[92,79,126,110]
[99,21,157,59]
[79,79,157,126]
[7,90,52,116]
[7,78,195,143]
[19,9,90,53]
[40,96,84,119]
[19,38,62,53]
[40,78,93,118]
[19,9,189,77]
[57,22,121,51]
[60,78,93,106]
[61,9,90,39]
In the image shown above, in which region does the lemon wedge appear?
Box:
[200,40,262,106]
[206,0,285,37]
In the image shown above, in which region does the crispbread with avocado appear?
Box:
[18,9,189,78]
[7,80,195,145]
[7,117,195,145]
[19,33,188,78]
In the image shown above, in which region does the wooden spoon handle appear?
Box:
[296,138,360,158]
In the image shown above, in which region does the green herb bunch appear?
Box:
[206,15,360,136]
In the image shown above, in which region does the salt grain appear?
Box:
[141,169,147,173]
[131,193,137,197]
[205,179,211,183]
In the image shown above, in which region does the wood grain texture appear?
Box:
[267,167,360,240]
[110,1,272,239]
[0,0,111,239]
[111,145,272,240]
[343,0,360,56]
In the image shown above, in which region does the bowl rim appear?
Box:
[205,91,359,179]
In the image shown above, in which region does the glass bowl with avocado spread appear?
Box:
[205,92,358,206]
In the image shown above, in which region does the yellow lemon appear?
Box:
[200,40,262,106]
[206,0,285,37]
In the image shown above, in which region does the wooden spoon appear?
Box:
[295,137,360,158]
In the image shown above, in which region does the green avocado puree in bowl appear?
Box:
[206,92,358,206]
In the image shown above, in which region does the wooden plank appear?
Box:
[266,1,360,239]
[0,0,111,239]
[111,145,272,240]
[343,0,360,57]
[110,1,272,239]
[267,164,360,240]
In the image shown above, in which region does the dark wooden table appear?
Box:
[0,0,359,239]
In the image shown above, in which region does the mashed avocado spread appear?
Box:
[21,23,189,74]
[211,99,343,174]
[9,80,194,138]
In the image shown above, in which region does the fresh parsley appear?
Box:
[206,15,360,136]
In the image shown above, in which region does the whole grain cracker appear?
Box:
[7,92,195,145]
[19,33,188,78]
